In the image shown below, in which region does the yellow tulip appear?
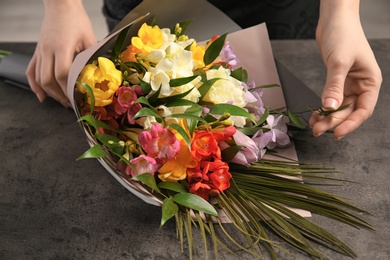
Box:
[77,57,122,106]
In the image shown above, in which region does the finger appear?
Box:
[311,95,357,137]
[39,53,69,107]
[54,48,74,100]
[321,58,350,110]
[308,111,324,128]
[333,107,370,139]
[333,89,380,139]
[26,54,46,102]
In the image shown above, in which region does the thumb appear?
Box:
[321,62,349,110]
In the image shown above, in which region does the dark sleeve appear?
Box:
[102,0,143,32]
[102,0,319,39]
[208,0,320,39]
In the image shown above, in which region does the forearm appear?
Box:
[318,0,361,36]
[43,0,85,12]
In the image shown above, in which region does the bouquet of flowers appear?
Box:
[68,14,371,259]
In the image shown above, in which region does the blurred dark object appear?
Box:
[0,52,31,91]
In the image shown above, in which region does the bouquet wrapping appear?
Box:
[67,13,371,259]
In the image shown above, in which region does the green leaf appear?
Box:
[124,61,147,74]
[158,182,188,194]
[136,96,152,107]
[134,107,163,123]
[161,198,179,227]
[173,193,218,217]
[78,115,116,132]
[230,67,248,83]
[221,145,244,163]
[236,126,262,136]
[165,99,200,108]
[77,144,107,160]
[153,87,195,106]
[257,108,270,126]
[111,26,130,61]
[95,133,125,156]
[288,110,305,129]
[198,78,221,101]
[169,113,208,125]
[133,173,161,193]
[251,83,280,90]
[169,75,198,87]
[76,82,95,113]
[204,33,227,66]
[168,123,191,147]
[138,77,152,94]
[209,104,254,122]
[184,105,203,135]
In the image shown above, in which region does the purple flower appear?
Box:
[252,114,290,152]
[244,81,266,119]
[221,41,238,68]
[220,130,259,166]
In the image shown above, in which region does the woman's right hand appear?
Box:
[26,0,97,107]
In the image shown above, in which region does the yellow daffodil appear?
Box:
[77,57,122,106]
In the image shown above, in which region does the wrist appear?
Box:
[43,0,84,11]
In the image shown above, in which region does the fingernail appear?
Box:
[36,93,45,103]
[314,131,324,137]
[324,98,338,110]
[335,135,345,141]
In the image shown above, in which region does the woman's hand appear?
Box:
[26,0,97,107]
[310,0,382,140]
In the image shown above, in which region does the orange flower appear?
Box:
[187,159,232,200]
[158,120,198,182]
[191,125,236,160]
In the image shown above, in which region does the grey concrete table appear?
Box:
[0,41,389,259]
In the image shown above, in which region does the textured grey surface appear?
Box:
[0,40,389,259]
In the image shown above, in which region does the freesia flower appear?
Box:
[126,155,160,177]
[190,40,206,69]
[143,69,172,97]
[203,66,247,108]
[191,130,221,160]
[114,87,142,124]
[220,41,238,68]
[220,130,259,166]
[158,120,198,182]
[132,23,164,53]
[187,159,232,200]
[191,125,236,161]
[77,57,122,106]
[138,123,180,161]
[252,114,290,151]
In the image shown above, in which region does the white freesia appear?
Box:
[203,66,247,107]
[136,116,157,130]
[160,28,176,49]
[146,49,166,63]
[143,69,172,97]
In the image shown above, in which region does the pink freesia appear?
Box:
[126,155,161,177]
[138,123,180,161]
[114,86,142,124]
